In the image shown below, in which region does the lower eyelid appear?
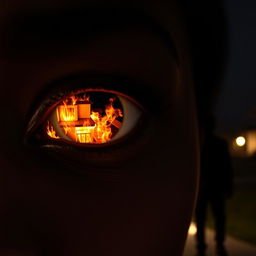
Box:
[39,124,150,172]
[32,112,151,171]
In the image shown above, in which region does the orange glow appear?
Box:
[47,93,123,144]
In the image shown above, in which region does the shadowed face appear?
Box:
[0,1,199,255]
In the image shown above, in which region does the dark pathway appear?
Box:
[183,224,256,256]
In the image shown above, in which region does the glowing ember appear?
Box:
[46,92,123,144]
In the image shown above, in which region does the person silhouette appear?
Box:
[195,118,234,256]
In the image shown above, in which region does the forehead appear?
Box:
[2,7,177,58]
[0,0,179,15]
[0,0,187,62]
[0,0,183,37]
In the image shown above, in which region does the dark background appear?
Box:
[216,0,256,134]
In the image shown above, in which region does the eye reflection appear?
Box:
[45,89,143,145]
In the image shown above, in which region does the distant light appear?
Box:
[188,222,197,235]
[236,136,246,147]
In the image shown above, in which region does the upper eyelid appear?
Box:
[25,73,168,136]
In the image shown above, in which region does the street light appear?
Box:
[236,136,246,147]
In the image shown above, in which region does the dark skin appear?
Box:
[0,1,199,255]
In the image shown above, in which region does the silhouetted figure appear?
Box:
[195,129,233,256]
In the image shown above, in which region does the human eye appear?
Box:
[24,75,151,170]
[44,88,143,146]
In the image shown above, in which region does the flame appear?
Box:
[47,94,123,144]
[46,122,60,139]
[70,95,78,105]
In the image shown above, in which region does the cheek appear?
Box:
[0,131,198,256]
[30,181,195,255]
[1,180,194,255]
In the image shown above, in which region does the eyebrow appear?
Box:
[3,6,178,62]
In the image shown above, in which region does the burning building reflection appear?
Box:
[46,91,123,144]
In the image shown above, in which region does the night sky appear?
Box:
[216,0,256,134]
